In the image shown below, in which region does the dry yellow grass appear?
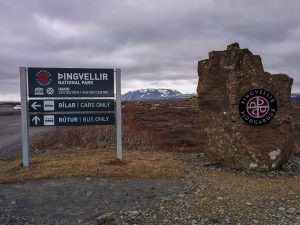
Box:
[0,150,184,184]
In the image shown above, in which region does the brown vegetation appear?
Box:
[293,102,300,156]
[0,150,183,184]
[123,97,205,153]
[32,126,158,151]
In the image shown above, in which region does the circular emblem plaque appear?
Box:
[239,89,277,125]
[36,70,52,86]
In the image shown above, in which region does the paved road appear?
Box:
[0,114,53,160]
[0,106,18,114]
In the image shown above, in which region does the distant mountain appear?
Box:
[122,89,195,101]
[291,93,300,102]
[122,90,300,102]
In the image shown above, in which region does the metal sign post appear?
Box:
[20,67,29,167]
[116,69,122,160]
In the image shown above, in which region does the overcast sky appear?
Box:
[0,0,300,101]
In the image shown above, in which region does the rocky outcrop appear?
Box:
[197,43,294,171]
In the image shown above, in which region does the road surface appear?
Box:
[0,114,53,160]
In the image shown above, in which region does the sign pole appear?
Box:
[20,67,29,167]
[116,68,122,160]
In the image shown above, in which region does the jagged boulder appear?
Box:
[197,43,294,171]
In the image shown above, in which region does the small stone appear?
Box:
[192,219,197,225]
[86,177,92,181]
[217,197,224,200]
[249,163,258,169]
[287,208,296,214]
[160,206,164,210]
[203,162,213,166]
[11,201,16,205]
[218,208,225,214]
[278,207,286,211]
[128,211,139,217]
[178,194,185,198]
[86,191,93,197]
[119,220,129,225]
[252,219,259,224]
[96,213,115,225]
[246,202,253,206]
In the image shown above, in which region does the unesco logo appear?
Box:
[239,89,277,125]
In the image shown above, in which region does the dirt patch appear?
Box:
[114,154,300,225]
[0,177,184,225]
[186,167,300,220]
[0,150,184,184]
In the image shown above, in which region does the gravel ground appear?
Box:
[0,178,183,225]
[0,153,299,225]
[130,154,300,225]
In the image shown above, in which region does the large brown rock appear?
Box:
[197,43,294,171]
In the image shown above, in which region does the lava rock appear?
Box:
[197,43,294,171]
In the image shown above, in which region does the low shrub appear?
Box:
[31,125,158,151]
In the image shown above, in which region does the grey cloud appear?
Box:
[0,0,300,99]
